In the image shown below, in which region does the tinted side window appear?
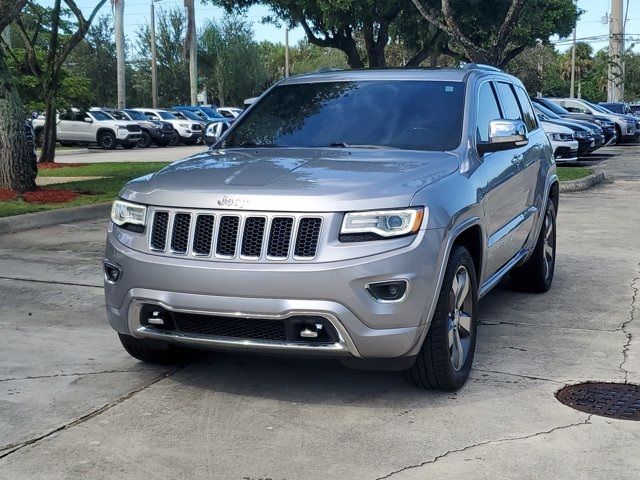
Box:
[112,111,126,120]
[59,110,74,121]
[476,82,502,142]
[515,87,538,131]
[564,100,589,114]
[495,82,523,122]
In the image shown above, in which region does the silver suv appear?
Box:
[104,67,558,390]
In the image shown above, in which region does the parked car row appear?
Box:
[31,105,241,150]
[530,96,639,163]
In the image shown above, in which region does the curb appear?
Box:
[37,148,90,156]
[0,203,111,235]
[560,170,605,193]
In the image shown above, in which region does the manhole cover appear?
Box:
[556,382,640,420]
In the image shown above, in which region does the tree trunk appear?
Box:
[39,90,57,163]
[0,51,36,192]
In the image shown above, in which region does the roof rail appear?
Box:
[462,63,503,72]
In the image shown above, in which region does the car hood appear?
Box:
[543,118,592,133]
[121,147,460,212]
[100,119,138,128]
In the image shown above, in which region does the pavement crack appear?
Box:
[0,275,102,289]
[478,320,617,332]
[473,368,565,385]
[0,367,182,460]
[620,266,639,383]
[0,368,159,383]
[374,415,593,480]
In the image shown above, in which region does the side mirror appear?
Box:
[84,117,93,123]
[204,121,230,146]
[477,119,528,155]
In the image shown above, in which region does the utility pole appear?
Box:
[150,0,159,108]
[113,0,126,108]
[608,0,624,102]
[185,0,197,105]
[284,27,290,77]
[569,24,576,98]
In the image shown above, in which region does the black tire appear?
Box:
[138,131,152,148]
[59,141,75,147]
[615,125,622,145]
[122,143,136,150]
[510,201,557,293]
[168,130,180,146]
[404,245,478,390]
[98,131,116,150]
[118,333,198,365]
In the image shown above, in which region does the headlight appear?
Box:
[550,133,573,141]
[341,207,425,239]
[594,119,603,125]
[179,123,190,128]
[111,200,146,227]
[574,131,588,139]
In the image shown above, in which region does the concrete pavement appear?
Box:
[1,146,639,479]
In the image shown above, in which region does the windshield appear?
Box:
[177,110,202,121]
[533,103,561,119]
[158,111,177,120]
[124,109,148,121]
[223,80,465,151]
[585,101,611,114]
[91,110,113,121]
[536,99,569,115]
[199,107,224,119]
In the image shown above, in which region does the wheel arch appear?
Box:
[451,224,483,283]
[548,180,559,213]
[96,127,116,141]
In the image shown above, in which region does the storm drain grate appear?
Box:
[556,382,640,421]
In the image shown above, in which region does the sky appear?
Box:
[61,0,640,52]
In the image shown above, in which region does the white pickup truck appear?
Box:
[33,109,142,149]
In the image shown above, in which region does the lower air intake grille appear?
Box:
[173,312,286,341]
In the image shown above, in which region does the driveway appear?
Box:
[1,146,639,479]
[51,144,205,164]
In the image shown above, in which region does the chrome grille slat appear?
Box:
[148,209,323,262]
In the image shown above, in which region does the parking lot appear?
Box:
[1,145,639,479]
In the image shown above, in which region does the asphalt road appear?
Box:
[1,146,639,479]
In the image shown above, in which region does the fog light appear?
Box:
[365,280,409,302]
[103,261,122,284]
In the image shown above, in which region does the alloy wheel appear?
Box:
[448,265,473,371]
[543,210,555,280]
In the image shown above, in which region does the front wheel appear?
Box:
[168,130,180,146]
[138,131,152,148]
[98,131,116,150]
[404,245,478,390]
[510,201,556,293]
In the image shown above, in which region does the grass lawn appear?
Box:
[557,166,593,182]
[0,162,170,218]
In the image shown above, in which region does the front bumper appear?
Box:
[104,226,446,359]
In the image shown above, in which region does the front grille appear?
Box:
[173,312,286,341]
[170,213,191,253]
[161,123,173,133]
[267,217,294,258]
[150,212,169,251]
[126,125,141,132]
[191,124,202,131]
[216,216,240,257]
[148,210,323,262]
[241,217,266,257]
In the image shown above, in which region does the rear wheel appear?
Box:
[615,125,622,145]
[118,334,199,365]
[404,245,478,390]
[98,131,116,150]
[138,131,152,148]
[510,201,556,293]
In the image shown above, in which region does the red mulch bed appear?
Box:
[38,162,88,170]
[23,188,78,204]
[0,189,19,201]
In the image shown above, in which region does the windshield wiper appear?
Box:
[234,142,281,148]
[328,142,397,150]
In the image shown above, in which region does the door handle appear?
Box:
[511,153,524,164]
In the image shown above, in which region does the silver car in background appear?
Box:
[104,66,558,390]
